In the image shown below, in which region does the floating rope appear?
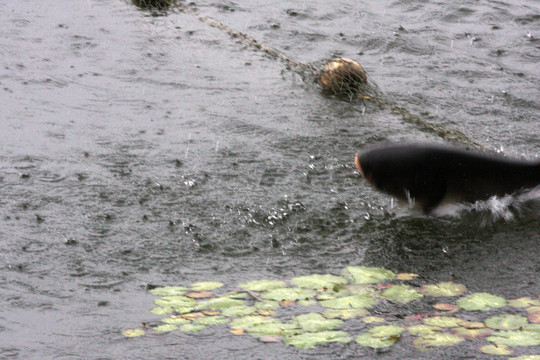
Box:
[151,1,486,151]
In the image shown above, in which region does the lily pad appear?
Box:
[423,316,464,328]
[487,330,540,346]
[153,324,179,332]
[369,325,404,337]
[479,344,513,355]
[420,282,467,297]
[324,308,369,320]
[291,274,347,289]
[193,315,229,326]
[123,328,145,337]
[255,300,280,310]
[407,324,442,337]
[528,310,540,324]
[433,303,459,312]
[221,305,257,317]
[382,285,423,304]
[154,295,196,309]
[355,326,404,348]
[294,313,343,332]
[396,273,418,281]
[344,266,395,284]
[194,296,245,310]
[180,324,206,333]
[298,299,318,307]
[509,297,540,308]
[283,330,351,349]
[362,316,385,324]
[456,292,507,311]
[230,316,276,330]
[451,327,492,339]
[151,306,172,315]
[485,314,528,330]
[247,321,299,336]
[190,281,224,291]
[319,294,375,309]
[262,287,315,302]
[162,315,191,325]
[239,279,286,292]
[149,286,188,296]
[413,333,465,348]
[508,356,540,360]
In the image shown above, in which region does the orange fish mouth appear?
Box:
[355,153,364,177]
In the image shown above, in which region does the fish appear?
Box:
[355,143,540,213]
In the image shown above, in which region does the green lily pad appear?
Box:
[193,315,229,326]
[230,316,276,330]
[247,321,299,336]
[528,309,540,324]
[154,296,196,308]
[180,324,206,333]
[194,296,245,310]
[355,333,397,348]
[479,344,513,355]
[485,314,528,330]
[283,330,351,349]
[262,287,315,302]
[369,325,404,337]
[291,274,347,289]
[151,306,173,315]
[153,324,179,332]
[190,281,224,291]
[239,279,286,292]
[423,316,464,328]
[524,323,540,332]
[162,315,191,325]
[149,286,188,296]
[324,308,369,320]
[344,266,395,284]
[221,305,257,317]
[452,327,492,339]
[362,316,385,324]
[297,298,318,306]
[508,297,540,308]
[420,282,467,297]
[123,328,145,337]
[382,285,423,304]
[413,333,465,348]
[294,313,343,332]
[487,330,540,346]
[254,301,280,310]
[407,324,442,337]
[508,356,540,360]
[319,294,375,309]
[456,292,507,311]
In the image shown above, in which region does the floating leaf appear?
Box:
[186,291,213,299]
[509,297,540,308]
[150,306,172,315]
[420,282,467,297]
[298,299,318,307]
[458,320,485,329]
[487,330,540,346]
[181,312,205,320]
[255,301,280,310]
[280,300,295,306]
[230,328,244,335]
[262,287,315,302]
[508,356,540,360]
[239,280,286,292]
[180,324,205,333]
[479,344,513,355]
[362,316,385,324]
[153,324,179,332]
[407,324,442,337]
[369,325,404,338]
[123,328,145,337]
[396,273,418,281]
[203,310,220,316]
[456,292,507,311]
[257,309,276,316]
[291,274,347,289]
[485,314,528,330]
[222,292,248,299]
[451,327,492,339]
[162,315,190,325]
[324,308,369,320]
[154,296,196,308]
[149,286,188,296]
[433,303,458,312]
[528,310,540,324]
[355,325,404,348]
[194,296,245,310]
[193,315,229,326]
[413,333,464,348]
[283,331,350,349]
[230,316,275,330]
[382,285,423,304]
[221,305,257,317]
[190,281,224,291]
[423,316,464,328]
[319,294,375,309]
[294,313,343,332]
[344,266,395,284]
[524,323,540,332]
[247,321,298,336]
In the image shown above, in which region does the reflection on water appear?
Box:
[0,0,538,358]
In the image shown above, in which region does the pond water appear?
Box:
[0,0,539,359]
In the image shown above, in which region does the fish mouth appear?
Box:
[355,153,364,177]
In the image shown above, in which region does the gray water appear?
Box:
[0,0,539,359]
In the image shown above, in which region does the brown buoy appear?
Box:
[319,58,367,95]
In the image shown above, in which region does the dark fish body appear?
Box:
[355,143,540,213]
